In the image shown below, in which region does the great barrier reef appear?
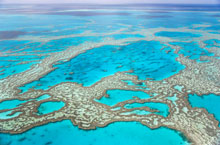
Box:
[0,3,220,145]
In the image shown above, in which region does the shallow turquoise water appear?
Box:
[0,55,46,79]
[95,89,151,106]
[0,40,48,79]
[122,80,149,90]
[169,41,213,61]
[37,101,65,115]
[19,40,184,92]
[0,36,105,80]
[0,94,51,110]
[167,94,178,105]
[0,40,29,53]
[204,39,220,48]
[205,24,220,31]
[122,80,146,87]
[1,6,219,80]
[155,31,201,41]
[124,102,169,117]
[35,94,51,101]
[121,109,153,115]
[95,90,169,117]
[0,120,190,145]
[188,94,220,126]
[0,54,49,80]
[0,100,26,110]
[0,110,22,120]
[41,36,104,52]
[110,34,145,40]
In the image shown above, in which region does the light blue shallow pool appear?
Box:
[95,89,151,106]
[19,40,184,92]
[37,101,65,115]
[188,94,220,126]
[0,120,190,145]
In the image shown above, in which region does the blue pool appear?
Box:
[95,89,151,106]
[188,94,220,126]
[37,101,65,115]
[19,40,184,92]
[155,31,201,41]
[0,120,190,145]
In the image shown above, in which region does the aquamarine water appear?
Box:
[205,24,220,31]
[19,40,184,92]
[0,40,29,53]
[37,101,65,115]
[188,94,220,126]
[0,120,189,145]
[110,34,145,40]
[204,39,220,48]
[0,5,219,80]
[121,109,153,115]
[122,80,147,87]
[0,94,51,110]
[95,90,169,117]
[0,55,45,79]
[0,100,26,110]
[122,80,149,90]
[0,110,22,120]
[155,31,202,41]
[95,89,151,106]
[169,41,213,61]
[167,94,178,105]
[124,102,169,117]
[35,94,51,101]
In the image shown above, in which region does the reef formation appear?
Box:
[0,5,220,145]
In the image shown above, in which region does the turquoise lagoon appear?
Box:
[188,94,220,126]
[95,89,151,106]
[204,39,220,48]
[0,110,22,120]
[155,31,202,41]
[0,5,219,80]
[0,120,190,145]
[0,94,51,110]
[37,101,65,115]
[95,90,169,117]
[169,41,213,61]
[19,40,184,92]
[0,99,26,110]
[124,102,169,117]
[0,55,46,79]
